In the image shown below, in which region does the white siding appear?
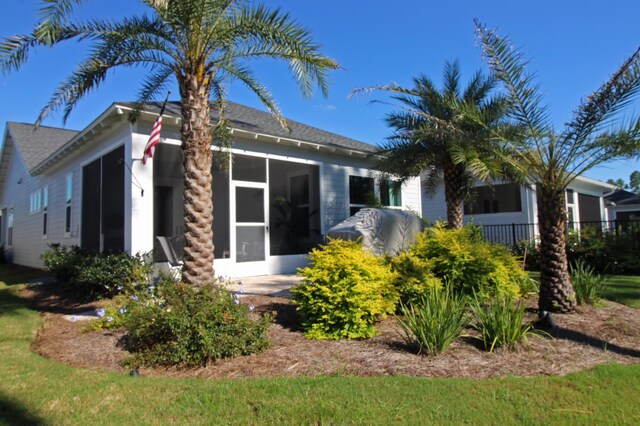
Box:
[0,124,132,268]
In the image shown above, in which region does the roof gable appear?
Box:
[6,122,78,173]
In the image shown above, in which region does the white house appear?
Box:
[605,189,640,221]
[0,101,421,277]
[421,176,614,245]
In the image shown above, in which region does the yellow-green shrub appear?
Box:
[391,224,524,301]
[292,239,397,340]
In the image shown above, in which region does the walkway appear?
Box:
[226,274,301,298]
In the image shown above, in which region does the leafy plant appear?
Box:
[292,239,397,340]
[570,259,607,305]
[391,224,524,302]
[41,245,151,298]
[469,296,541,352]
[397,287,468,355]
[124,277,272,367]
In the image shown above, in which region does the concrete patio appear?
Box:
[226,274,301,298]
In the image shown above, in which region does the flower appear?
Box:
[117,285,123,291]
[148,285,155,292]
[131,295,139,301]
[237,288,244,294]
[249,304,255,311]
[118,307,127,314]
[166,307,172,313]
[106,317,114,322]
[96,308,106,318]
[233,299,240,305]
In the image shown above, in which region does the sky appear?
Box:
[1,0,639,183]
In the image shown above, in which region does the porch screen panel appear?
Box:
[81,158,101,251]
[212,161,230,259]
[269,160,321,256]
[102,146,125,252]
[578,193,602,226]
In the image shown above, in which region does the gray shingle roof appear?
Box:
[122,101,378,153]
[6,122,78,173]
[605,189,640,206]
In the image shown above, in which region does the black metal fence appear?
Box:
[479,219,640,248]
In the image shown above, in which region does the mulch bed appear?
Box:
[20,284,640,379]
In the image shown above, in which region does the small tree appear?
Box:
[476,21,640,313]
[352,60,519,229]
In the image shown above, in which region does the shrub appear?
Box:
[124,277,272,367]
[570,259,607,305]
[469,296,540,352]
[41,244,83,285]
[74,252,150,298]
[292,238,397,340]
[391,224,524,302]
[397,287,468,355]
[41,245,151,298]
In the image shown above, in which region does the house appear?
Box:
[0,101,421,277]
[420,176,614,244]
[605,189,640,221]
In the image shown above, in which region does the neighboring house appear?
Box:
[605,189,640,221]
[421,176,614,244]
[0,101,421,277]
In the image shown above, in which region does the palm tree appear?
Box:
[476,21,640,313]
[0,0,339,285]
[352,60,517,229]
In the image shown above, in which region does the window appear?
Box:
[349,175,374,216]
[7,209,13,247]
[42,186,49,237]
[380,179,402,207]
[29,190,42,213]
[464,183,522,214]
[65,173,73,234]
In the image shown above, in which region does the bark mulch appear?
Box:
[21,284,640,379]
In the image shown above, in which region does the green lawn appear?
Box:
[2,265,640,425]
[528,271,640,308]
[602,275,640,308]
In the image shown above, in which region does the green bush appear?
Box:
[391,224,524,302]
[570,259,607,305]
[41,244,84,285]
[124,278,272,367]
[41,245,151,298]
[397,287,468,355]
[469,296,540,352]
[292,239,397,340]
[565,227,640,275]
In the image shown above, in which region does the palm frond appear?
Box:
[474,20,551,143]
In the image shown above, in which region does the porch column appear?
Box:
[127,130,155,256]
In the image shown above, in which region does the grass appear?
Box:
[2,264,640,424]
[528,271,640,308]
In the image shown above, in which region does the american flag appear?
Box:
[142,92,170,165]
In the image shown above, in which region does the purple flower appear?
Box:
[117,285,123,291]
[106,317,114,322]
[237,288,244,294]
[148,285,155,292]
[119,307,127,314]
[96,308,106,318]
[131,295,139,301]
[249,304,255,311]
[233,299,240,305]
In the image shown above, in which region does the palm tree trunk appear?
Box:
[537,185,576,313]
[443,162,465,229]
[179,73,214,285]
